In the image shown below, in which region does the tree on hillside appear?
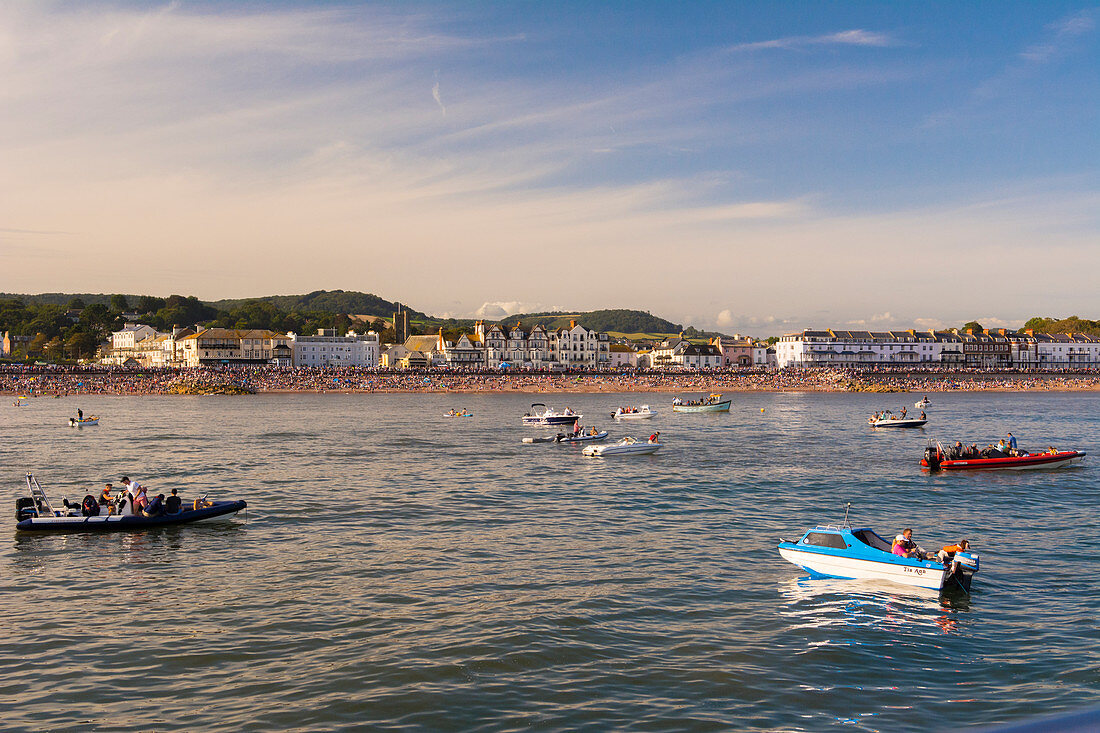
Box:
[67,298,86,310]
[110,294,129,312]
[962,321,984,333]
[138,295,166,314]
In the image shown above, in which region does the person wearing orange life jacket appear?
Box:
[937,539,971,564]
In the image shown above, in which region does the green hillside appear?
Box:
[499,309,682,334]
[210,290,424,319]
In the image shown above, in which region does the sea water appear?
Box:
[2,391,1098,731]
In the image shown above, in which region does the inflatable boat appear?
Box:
[15,474,246,532]
[69,416,99,426]
[922,443,1085,471]
[556,430,608,443]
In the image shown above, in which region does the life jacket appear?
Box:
[941,544,965,555]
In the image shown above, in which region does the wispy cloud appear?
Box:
[432,71,446,117]
[727,29,898,53]
[1020,8,1096,62]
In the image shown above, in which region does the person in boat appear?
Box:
[77,409,83,421]
[1047,446,1058,455]
[192,495,214,511]
[892,535,915,558]
[165,488,182,514]
[1007,432,1018,456]
[133,485,150,515]
[648,431,660,444]
[996,439,1009,455]
[143,493,166,517]
[949,441,964,459]
[900,407,907,418]
[919,410,926,420]
[80,493,100,517]
[99,484,115,515]
[936,539,971,564]
[899,528,930,559]
[588,426,598,436]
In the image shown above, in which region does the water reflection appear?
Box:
[778,577,971,636]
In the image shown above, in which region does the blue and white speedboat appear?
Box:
[778,523,979,593]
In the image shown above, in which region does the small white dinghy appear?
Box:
[612,405,655,420]
[583,437,661,456]
[915,398,931,408]
[69,416,99,427]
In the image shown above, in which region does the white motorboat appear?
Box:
[583,437,661,456]
[612,405,655,420]
[522,403,582,426]
[915,398,931,408]
[870,417,926,429]
[778,523,979,593]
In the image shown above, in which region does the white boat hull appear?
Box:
[583,442,661,456]
[779,547,947,591]
[871,418,926,428]
[614,412,655,420]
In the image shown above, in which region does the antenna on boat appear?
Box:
[843,502,851,528]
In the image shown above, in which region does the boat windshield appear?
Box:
[852,529,892,552]
[802,532,847,549]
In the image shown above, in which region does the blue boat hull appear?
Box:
[16,500,247,532]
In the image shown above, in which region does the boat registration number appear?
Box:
[903,567,926,576]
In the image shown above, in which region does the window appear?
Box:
[802,532,847,549]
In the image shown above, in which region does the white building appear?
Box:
[775,330,946,369]
[550,321,609,367]
[111,323,159,351]
[290,329,380,367]
[607,343,637,368]
[178,328,292,367]
[475,322,554,368]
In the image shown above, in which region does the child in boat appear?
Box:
[937,539,970,563]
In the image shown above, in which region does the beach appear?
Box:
[5,365,1100,396]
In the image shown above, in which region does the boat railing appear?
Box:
[25,473,55,516]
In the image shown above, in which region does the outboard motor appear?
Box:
[924,445,942,470]
[16,497,37,521]
[948,551,980,593]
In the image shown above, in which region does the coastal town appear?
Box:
[4,309,1100,396]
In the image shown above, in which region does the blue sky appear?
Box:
[1,1,1097,334]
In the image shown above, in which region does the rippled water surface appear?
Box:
[2,392,1099,731]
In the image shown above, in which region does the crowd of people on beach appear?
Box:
[4,363,1100,396]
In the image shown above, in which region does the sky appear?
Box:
[1,1,1098,335]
